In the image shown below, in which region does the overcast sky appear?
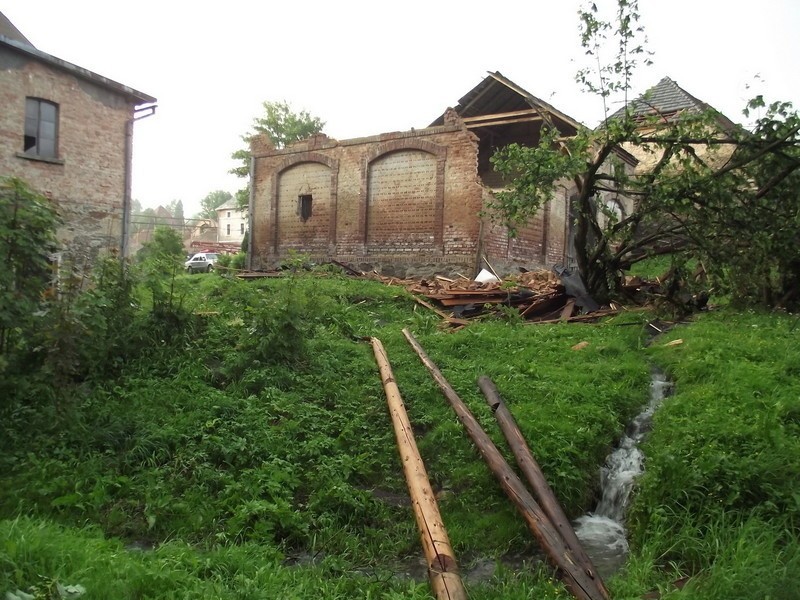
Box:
[4,1,798,217]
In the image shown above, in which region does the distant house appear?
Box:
[215,198,247,245]
[248,72,636,276]
[609,76,738,174]
[0,11,156,265]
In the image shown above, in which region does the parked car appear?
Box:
[184,252,219,273]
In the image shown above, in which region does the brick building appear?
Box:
[249,72,635,276]
[0,12,156,264]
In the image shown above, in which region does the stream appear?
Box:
[573,370,672,578]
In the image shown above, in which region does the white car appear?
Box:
[184,252,219,273]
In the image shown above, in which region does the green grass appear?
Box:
[1,271,797,598]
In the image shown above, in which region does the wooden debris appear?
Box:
[571,341,590,351]
[478,376,608,599]
[664,339,684,347]
[370,338,467,600]
[403,329,609,600]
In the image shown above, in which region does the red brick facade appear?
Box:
[250,116,575,277]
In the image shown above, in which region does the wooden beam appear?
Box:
[478,376,608,599]
[461,108,543,124]
[466,115,544,129]
[402,329,609,600]
[371,338,467,600]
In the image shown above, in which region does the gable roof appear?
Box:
[608,76,736,130]
[0,11,33,46]
[430,71,583,134]
[0,11,155,105]
[216,198,242,212]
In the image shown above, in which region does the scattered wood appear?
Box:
[413,297,470,328]
[571,341,590,351]
[561,299,577,321]
[478,376,608,599]
[664,338,684,347]
[370,338,467,600]
[329,259,364,277]
[403,329,609,600]
[482,255,501,280]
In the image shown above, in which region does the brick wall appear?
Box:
[250,124,574,276]
[0,48,138,262]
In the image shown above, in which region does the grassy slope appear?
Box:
[1,272,797,598]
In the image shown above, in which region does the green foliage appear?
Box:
[136,226,184,268]
[610,309,800,596]
[3,264,797,597]
[215,252,246,274]
[229,101,325,211]
[491,0,800,309]
[197,190,232,221]
[0,176,60,357]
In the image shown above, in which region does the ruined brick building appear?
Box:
[248,72,637,276]
[0,12,156,264]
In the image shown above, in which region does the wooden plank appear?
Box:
[466,115,544,129]
[370,338,467,600]
[560,299,576,321]
[461,108,542,123]
[413,297,470,327]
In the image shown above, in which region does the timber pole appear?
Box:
[478,375,608,598]
[370,337,467,600]
[401,328,608,600]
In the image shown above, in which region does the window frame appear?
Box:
[23,98,60,160]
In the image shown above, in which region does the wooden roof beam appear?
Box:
[466,115,544,129]
[461,108,543,124]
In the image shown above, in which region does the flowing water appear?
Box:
[573,371,672,577]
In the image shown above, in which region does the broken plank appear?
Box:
[413,297,470,326]
[560,299,576,321]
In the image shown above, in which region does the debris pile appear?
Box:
[374,268,621,326]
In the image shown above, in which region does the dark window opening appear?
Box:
[240,223,244,234]
[226,224,231,235]
[227,211,231,218]
[299,194,313,221]
[24,98,59,158]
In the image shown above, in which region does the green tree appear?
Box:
[230,100,325,209]
[168,199,185,228]
[197,190,232,221]
[0,177,60,356]
[136,226,185,270]
[491,0,800,308]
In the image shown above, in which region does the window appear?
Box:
[299,194,313,221]
[227,211,231,218]
[226,224,231,235]
[24,98,59,158]
[240,223,244,234]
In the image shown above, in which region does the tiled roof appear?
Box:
[608,76,737,131]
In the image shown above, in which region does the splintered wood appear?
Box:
[377,270,615,325]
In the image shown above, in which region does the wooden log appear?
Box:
[401,329,608,600]
[370,338,467,600]
[477,376,608,598]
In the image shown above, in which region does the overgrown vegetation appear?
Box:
[2,242,797,597]
[491,0,800,309]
